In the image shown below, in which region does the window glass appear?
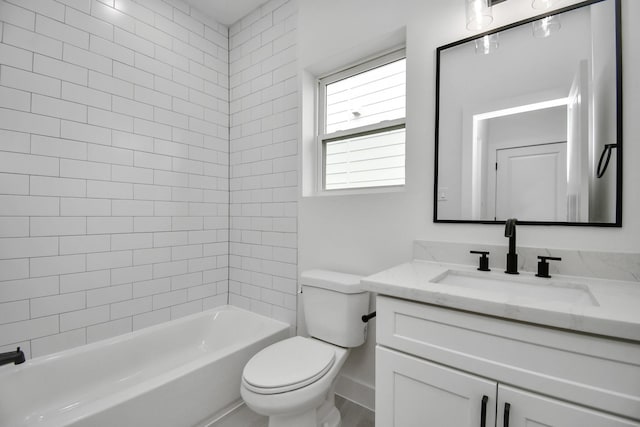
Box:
[324,58,406,134]
[325,127,405,190]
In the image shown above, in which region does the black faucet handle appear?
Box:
[470,250,491,271]
[538,256,562,261]
[536,256,562,278]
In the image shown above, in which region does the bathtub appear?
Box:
[0,306,290,427]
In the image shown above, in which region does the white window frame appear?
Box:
[317,48,407,193]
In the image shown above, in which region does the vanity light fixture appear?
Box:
[466,0,509,32]
[466,0,493,31]
[466,0,565,32]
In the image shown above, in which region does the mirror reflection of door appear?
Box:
[494,143,567,221]
[480,104,567,221]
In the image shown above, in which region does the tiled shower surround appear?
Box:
[228,0,298,326]
[0,0,297,358]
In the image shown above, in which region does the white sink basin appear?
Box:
[433,270,598,306]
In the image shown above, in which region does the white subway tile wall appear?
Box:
[0,0,230,358]
[228,0,298,326]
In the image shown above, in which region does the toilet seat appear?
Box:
[242,336,336,394]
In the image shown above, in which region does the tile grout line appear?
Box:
[226,21,231,306]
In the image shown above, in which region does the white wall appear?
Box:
[0,0,229,358]
[298,0,640,408]
[228,0,298,327]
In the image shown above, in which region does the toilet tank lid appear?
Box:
[300,269,364,294]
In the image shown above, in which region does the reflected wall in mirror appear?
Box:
[434,0,621,226]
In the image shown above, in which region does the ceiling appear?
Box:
[185,0,270,26]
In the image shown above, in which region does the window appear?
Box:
[318,50,406,191]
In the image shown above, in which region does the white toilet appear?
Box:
[240,269,370,427]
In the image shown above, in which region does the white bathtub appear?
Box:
[0,306,289,427]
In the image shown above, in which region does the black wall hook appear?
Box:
[596,144,618,178]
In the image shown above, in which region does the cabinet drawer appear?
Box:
[377,296,640,421]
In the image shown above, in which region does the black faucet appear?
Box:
[504,218,519,274]
[0,347,25,366]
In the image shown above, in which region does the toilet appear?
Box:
[240,269,370,427]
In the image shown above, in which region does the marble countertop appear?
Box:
[361,260,640,342]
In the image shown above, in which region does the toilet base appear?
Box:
[266,394,341,427]
[268,409,316,427]
[317,405,341,427]
[316,394,341,427]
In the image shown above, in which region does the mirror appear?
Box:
[434,0,621,226]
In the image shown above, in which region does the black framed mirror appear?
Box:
[434,0,622,226]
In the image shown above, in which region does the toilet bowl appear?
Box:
[241,336,349,427]
[240,270,369,427]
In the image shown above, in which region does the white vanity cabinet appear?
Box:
[375,296,640,427]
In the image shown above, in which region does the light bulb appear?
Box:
[466,0,493,31]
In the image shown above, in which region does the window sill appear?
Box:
[304,184,406,198]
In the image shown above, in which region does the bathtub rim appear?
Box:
[0,304,290,372]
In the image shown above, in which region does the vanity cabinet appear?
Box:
[375,296,640,427]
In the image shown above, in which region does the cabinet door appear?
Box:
[376,346,497,427]
[497,384,640,427]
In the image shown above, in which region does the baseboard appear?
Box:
[199,399,244,427]
[335,374,375,412]
[206,400,267,427]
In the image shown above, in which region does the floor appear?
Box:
[335,396,376,427]
[211,396,375,427]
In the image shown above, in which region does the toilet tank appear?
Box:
[300,270,370,348]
